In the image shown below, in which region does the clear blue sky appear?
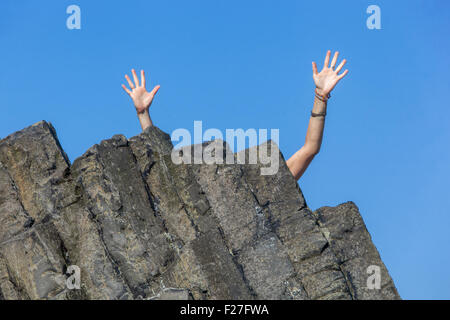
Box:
[1,0,449,299]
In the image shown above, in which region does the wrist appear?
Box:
[137,109,153,130]
[314,88,330,102]
[137,108,149,116]
[315,87,329,97]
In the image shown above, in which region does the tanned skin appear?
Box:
[286,50,348,180]
[122,50,348,181]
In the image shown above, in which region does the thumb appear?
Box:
[312,62,318,75]
[150,85,161,96]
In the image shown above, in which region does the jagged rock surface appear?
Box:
[0,121,400,300]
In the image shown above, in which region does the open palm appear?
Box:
[122,69,160,114]
[312,51,349,97]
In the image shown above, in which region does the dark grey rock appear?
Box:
[0,121,400,300]
[148,287,192,300]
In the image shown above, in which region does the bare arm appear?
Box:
[122,69,160,131]
[286,51,349,180]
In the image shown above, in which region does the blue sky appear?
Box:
[1,0,449,299]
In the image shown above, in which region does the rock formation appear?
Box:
[0,121,400,300]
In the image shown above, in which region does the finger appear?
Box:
[132,69,140,87]
[312,62,319,75]
[141,70,146,88]
[121,84,132,95]
[330,51,339,69]
[335,59,347,73]
[323,50,331,68]
[150,85,160,96]
[337,69,349,80]
[125,74,135,89]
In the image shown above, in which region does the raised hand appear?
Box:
[122,69,160,114]
[312,50,349,97]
